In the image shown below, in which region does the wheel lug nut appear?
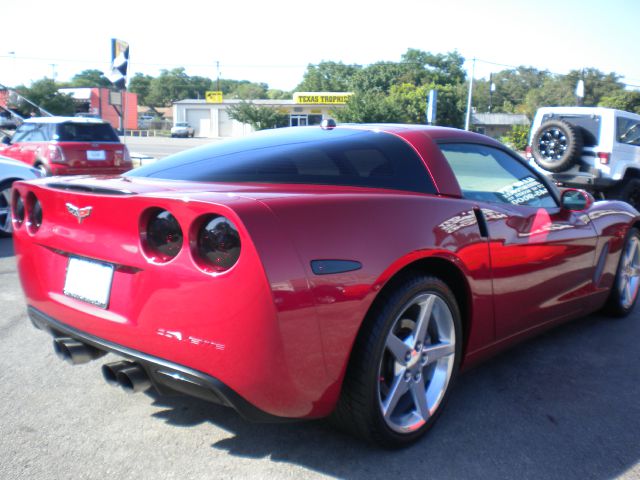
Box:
[405,352,412,363]
[415,342,422,351]
[404,372,412,382]
[414,373,421,382]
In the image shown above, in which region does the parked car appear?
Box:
[527,106,640,210]
[0,112,18,130]
[13,124,640,447]
[170,122,195,138]
[0,155,42,236]
[0,116,132,176]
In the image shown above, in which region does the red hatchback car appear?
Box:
[1,116,132,176]
[12,124,640,447]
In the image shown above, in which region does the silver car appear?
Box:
[0,155,43,236]
[170,122,195,138]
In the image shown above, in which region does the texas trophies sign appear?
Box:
[109,39,129,90]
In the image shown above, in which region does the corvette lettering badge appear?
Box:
[65,203,93,224]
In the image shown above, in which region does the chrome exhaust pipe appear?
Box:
[116,364,151,394]
[101,361,136,387]
[53,337,106,365]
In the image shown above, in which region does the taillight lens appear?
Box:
[525,146,532,159]
[192,215,241,273]
[141,208,183,263]
[597,152,610,164]
[26,192,42,233]
[48,145,65,163]
[11,190,25,228]
[123,146,131,163]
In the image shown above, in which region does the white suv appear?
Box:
[527,106,640,209]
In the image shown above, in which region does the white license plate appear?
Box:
[87,150,106,161]
[63,257,114,308]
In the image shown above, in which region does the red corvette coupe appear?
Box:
[12,124,640,447]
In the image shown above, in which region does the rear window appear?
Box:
[54,123,120,142]
[541,113,600,146]
[128,128,436,194]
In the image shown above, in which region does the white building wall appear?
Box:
[174,102,341,139]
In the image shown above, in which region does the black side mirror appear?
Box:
[1,136,10,145]
[561,188,593,211]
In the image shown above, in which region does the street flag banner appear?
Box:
[109,39,129,89]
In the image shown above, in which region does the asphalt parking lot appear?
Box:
[1,233,639,480]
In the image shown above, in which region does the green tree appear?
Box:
[500,124,530,151]
[350,62,409,94]
[146,68,214,107]
[400,49,466,86]
[599,90,640,114]
[333,91,401,123]
[296,61,361,91]
[226,101,289,130]
[267,89,292,100]
[228,82,268,99]
[15,78,75,116]
[129,73,154,106]
[67,69,112,88]
[565,68,624,106]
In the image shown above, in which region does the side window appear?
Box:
[11,123,36,143]
[29,124,49,142]
[440,143,557,208]
[616,117,640,146]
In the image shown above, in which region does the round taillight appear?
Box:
[26,192,42,233]
[141,208,183,263]
[192,215,241,273]
[12,191,25,228]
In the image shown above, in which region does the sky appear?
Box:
[2,0,639,91]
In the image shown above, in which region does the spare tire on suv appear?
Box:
[532,119,583,172]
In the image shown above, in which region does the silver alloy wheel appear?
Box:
[378,292,456,433]
[0,184,12,235]
[618,235,640,309]
[538,128,568,161]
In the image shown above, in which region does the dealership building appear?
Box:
[172,92,352,138]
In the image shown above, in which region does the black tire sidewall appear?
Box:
[0,180,13,237]
[614,179,640,212]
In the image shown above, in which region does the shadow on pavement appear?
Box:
[0,237,14,258]
[145,313,640,480]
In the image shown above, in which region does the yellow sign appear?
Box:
[205,91,223,103]
[294,92,353,105]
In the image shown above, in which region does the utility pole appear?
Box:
[464,58,476,131]
[216,60,220,91]
[489,73,495,113]
[49,63,57,80]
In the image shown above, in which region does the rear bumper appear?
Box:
[28,306,287,423]
[548,170,617,191]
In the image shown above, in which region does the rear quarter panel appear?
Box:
[258,191,495,410]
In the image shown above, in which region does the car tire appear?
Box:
[604,227,640,317]
[532,119,583,172]
[331,274,461,447]
[0,180,14,237]
[609,178,640,211]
